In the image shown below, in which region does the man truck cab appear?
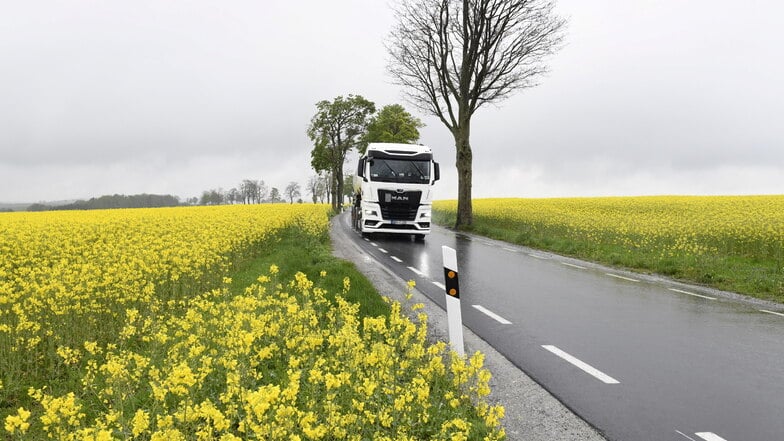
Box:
[352,143,439,241]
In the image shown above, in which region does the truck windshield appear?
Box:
[369,159,430,183]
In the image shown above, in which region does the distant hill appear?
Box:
[1,200,80,212]
[0,203,36,212]
[26,194,182,211]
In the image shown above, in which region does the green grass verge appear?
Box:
[229,225,390,319]
[434,211,784,304]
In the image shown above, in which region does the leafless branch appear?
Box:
[387,0,566,120]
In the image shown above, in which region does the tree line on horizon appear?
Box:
[27,194,183,212]
[20,176,335,212]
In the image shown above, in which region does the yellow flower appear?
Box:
[131,409,150,437]
[151,428,186,441]
[4,407,31,434]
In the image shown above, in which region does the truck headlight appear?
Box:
[365,209,378,216]
[420,212,430,218]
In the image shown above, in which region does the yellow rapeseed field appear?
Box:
[0,205,504,439]
[435,196,784,299]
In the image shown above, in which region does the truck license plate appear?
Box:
[391,220,405,225]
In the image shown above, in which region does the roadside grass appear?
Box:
[434,200,784,304]
[229,225,390,319]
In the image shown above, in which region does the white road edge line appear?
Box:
[695,432,729,441]
[472,305,512,324]
[390,256,403,263]
[668,288,716,300]
[407,266,425,277]
[541,345,620,384]
[675,430,698,441]
[432,281,446,290]
[760,309,784,318]
[378,248,388,254]
[561,262,586,270]
[528,253,548,260]
[605,273,639,282]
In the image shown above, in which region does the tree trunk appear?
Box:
[454,121,473,228]
[334,168,343,213]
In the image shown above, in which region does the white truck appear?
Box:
[351,143,440,241]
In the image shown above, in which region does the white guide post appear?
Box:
[442,245,465,357]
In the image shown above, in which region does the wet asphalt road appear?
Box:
[339,214,784,441]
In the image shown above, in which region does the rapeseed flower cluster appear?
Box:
[1,205,504,439]
[7,270,504,439]
[0,205,327,378]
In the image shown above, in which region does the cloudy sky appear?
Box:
[1,0,782,203]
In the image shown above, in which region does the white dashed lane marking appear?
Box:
[561,262,586,270]
[695,432,729,441]
[432,281,446,290]
[472,305,512,324]
[390,256,403,263]
[668,288,715,300]
[542,345,620,384]
[605,273,639,282]
[760,309,784,318]
[675,430,698,441]
[407,266,425,277]
[378,248,388,254]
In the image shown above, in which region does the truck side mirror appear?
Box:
[357,158,366,179]
[433,162,440,183]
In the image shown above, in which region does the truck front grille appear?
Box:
[378,190,421,221]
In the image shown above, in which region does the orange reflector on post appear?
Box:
[444,267,459,298]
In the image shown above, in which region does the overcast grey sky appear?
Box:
[1,0,782,203]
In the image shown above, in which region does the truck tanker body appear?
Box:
[352,143,440,240]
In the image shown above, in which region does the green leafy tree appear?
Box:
[308,95,376,212]
[360,104,424,153]
[388,0,566,227]
[343,173,355,200]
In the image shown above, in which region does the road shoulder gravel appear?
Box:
[330,215,607,441]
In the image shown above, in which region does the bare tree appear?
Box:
[387,0,565,227]
[240,179,257,204]
[284,181,301,204]
[307,175,324,204]
[255,179,268,203]
[227,187,240,204]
